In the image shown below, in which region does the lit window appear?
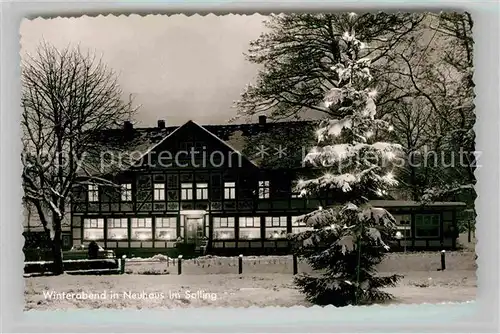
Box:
[214,217,235,228]
[224,182,236,199]
[291,216,313,234]
[107,218,128,240]
[267,216,287,227]
[131,217,153,240]
[196,183,208,200]
[265,216,287,239]
[153,183,165,201]
[258,181,270,199]
[88,184,99,202]
[155,217,177,240]
[121,184,132,202]
[415,214,439,238]
[393,214,412,238]
[239,217,261,240]
[181,183,193,200]
[213,217,235,239]
[83,218,104,240]
[204,215,210,239]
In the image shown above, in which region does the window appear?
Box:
[204,215,210,239]
[415,214,440,238]
[213,217,235,239]
[196,183,208,200]
[259,181,270,199]
[107,218,128,240]
[291,216,312,234]
[194,141,204,151]
[214,217,235,228]
[181,183,193,200]
[393,214,412,238]
[155,217,177,240]
[153,183,165,201]
[121,184,132,201]
[88,184,99,202]
[224,182,236,199]
[131,217,153,240]
[179,141,193,152]
[239,217,261,239]
[62,235,71,247]
[442,211,454,236]
[83,218,104,240]
[265,216,287,239]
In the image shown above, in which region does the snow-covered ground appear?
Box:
[24,251,476,310]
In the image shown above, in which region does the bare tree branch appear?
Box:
[21,42,138,274]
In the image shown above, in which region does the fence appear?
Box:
[122,250,476,275]
[23,256,127,276]
[23,250,475,276]
[123,254,314,275]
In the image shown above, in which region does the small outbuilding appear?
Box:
[370,200,467,251]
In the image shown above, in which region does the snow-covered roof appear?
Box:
[369,200,467,208]
[82,119,317,176]
[134,120,259,168]
[192,120,258,167]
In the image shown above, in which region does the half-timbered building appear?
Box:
[56,117,465,257]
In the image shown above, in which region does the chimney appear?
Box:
[157,119,166,129]
[259,115,267,125]
[124,120,133,130]
[123,120,133,139]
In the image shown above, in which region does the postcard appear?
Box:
[20,12,476,310]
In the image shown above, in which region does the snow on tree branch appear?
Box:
[21,42,138,273]
[291,17,402,306]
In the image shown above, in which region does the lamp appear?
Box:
[395,231,406,253]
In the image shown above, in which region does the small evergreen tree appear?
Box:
[291,15,403,307]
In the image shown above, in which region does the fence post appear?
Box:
[178,255,183,275]
[120,255,127,274]
[238,254,243,274]
[293,254,298,275]
[440,250,446,271]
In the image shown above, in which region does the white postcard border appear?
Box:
[1,0,498,332]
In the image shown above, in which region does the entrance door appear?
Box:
[185,217,204,248]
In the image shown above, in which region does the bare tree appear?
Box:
[386,12,475,240]
[394,13,474,189]
[21,42,137,274]
[234,12,424,122]
[390,97,434,200]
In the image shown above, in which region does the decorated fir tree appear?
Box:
[291,18,403,307]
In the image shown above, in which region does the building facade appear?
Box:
[64,118,464,257]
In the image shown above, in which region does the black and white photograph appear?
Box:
[21,12,476,310]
